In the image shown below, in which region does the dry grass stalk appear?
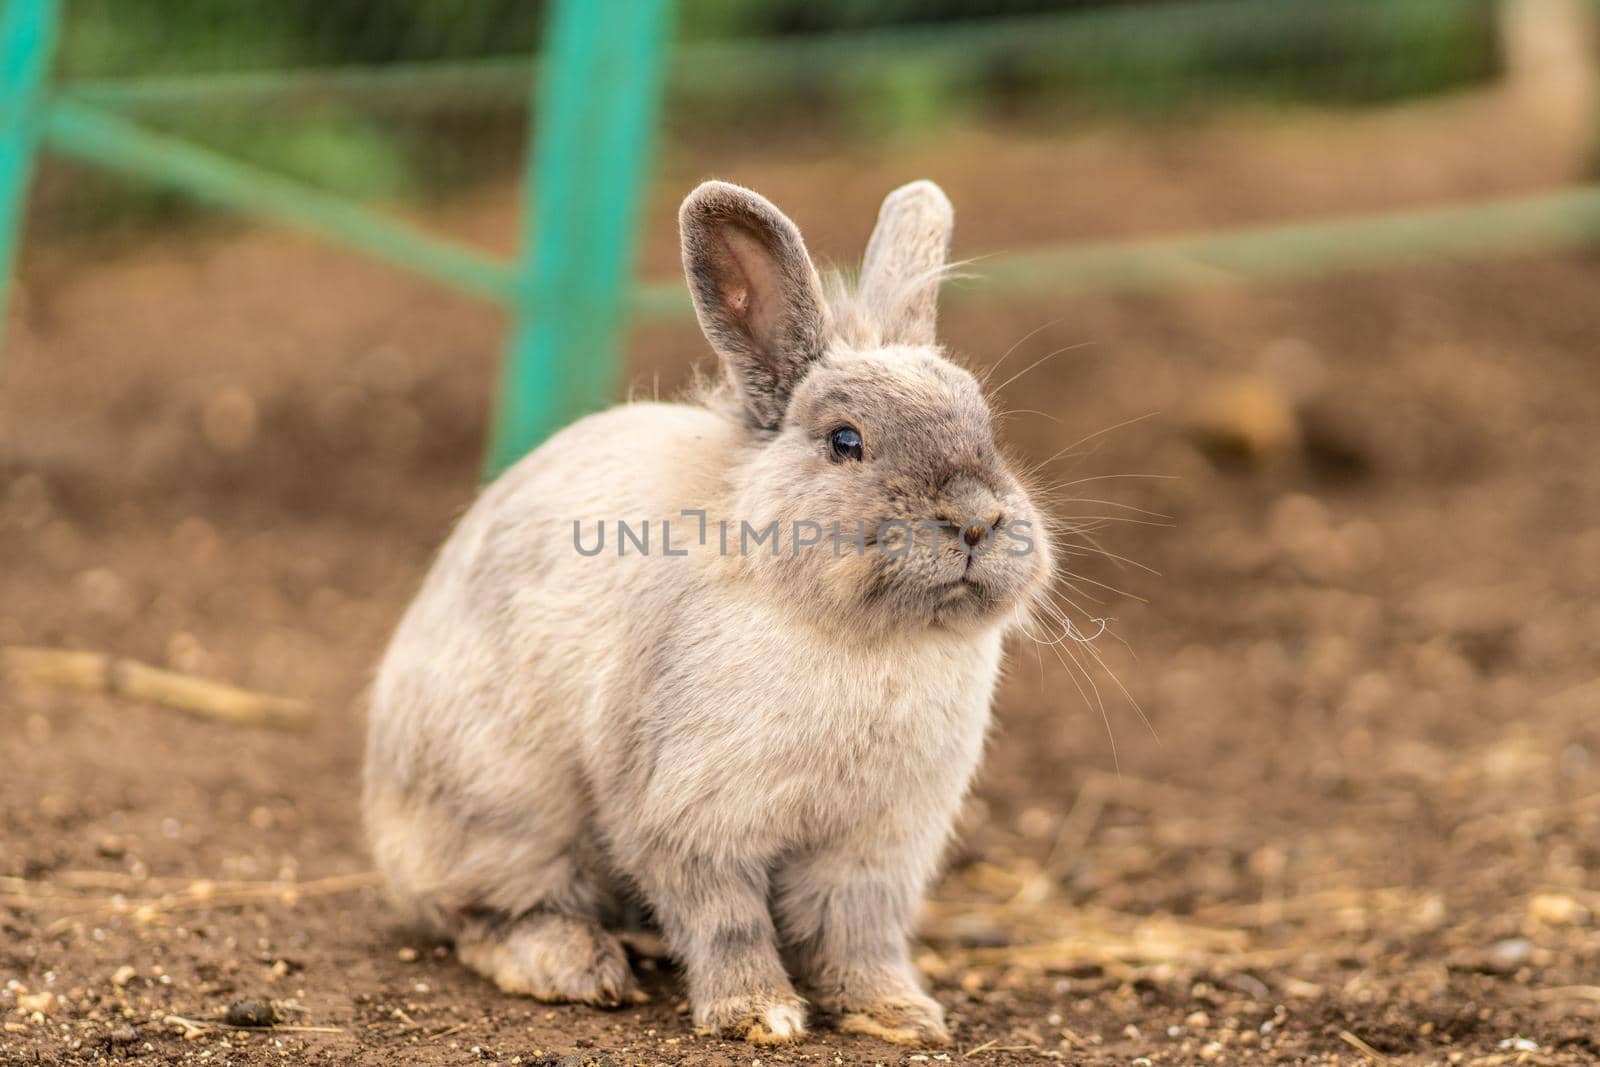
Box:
[0,892,93,910]
[937,904,1250,973]
[2,871,305,895]
[31,871,219,892]
[164,1013,344,1036]
[1043,770,1205,877]
[964,1038,1042,1056]
[1193,886,1423,927]
[32,872,381,934]
[2,645,310,730]
[1528,985,1600,1003]
[1337,1028,1394,1064]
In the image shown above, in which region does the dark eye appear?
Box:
[828,425,864,463]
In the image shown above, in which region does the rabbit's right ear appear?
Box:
[680,181,829,432]
[858,180,953,346]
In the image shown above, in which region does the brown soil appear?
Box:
[3,92,1600,1066]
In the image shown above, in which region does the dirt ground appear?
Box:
[3,88,1600,1066]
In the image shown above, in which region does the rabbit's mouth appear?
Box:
[931,572,1002,616]
[938,578,978,600]
[857,538,1026,628]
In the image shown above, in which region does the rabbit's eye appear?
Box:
[829,426,864,463]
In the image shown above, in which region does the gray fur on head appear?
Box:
[365,180,1055,1048]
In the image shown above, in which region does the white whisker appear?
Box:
[1054,567,1148,604]
[1049,634,1118,774]
[1034,412,1161,469]
[996,407,1065,426]
[979,317,1064,386]
[990,341,1098,395]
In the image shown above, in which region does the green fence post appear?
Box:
[486,0,673,476]
[0,0,59,360]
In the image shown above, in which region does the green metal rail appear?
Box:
[0,0,671,474]
[961,185,1600,296]
[490,0,670,475]
[0,0,56,323]
[42,100,515,303]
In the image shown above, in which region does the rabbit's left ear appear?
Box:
[858,180,953,346]
[680,181,830,432]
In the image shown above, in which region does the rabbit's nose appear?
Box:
[962,513,1004,548]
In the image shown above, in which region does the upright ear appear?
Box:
[680,181,830,432]
[858,180,953,347]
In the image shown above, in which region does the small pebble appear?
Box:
[397,946,419,962]
[1527,893,1586,926]
[1220,972,1271,1000]
[1484,937,1533,974]
[223,1000,277,1028]
[17,991,56,1015]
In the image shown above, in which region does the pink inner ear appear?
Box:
[717,224,780,340]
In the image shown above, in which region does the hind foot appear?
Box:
[456,911,645,1007]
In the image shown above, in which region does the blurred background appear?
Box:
[2,2,1599,1064]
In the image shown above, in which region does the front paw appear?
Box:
[839,993,949,1047]
[695,991,809,1044]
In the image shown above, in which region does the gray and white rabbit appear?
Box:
[364,179,1053,1046]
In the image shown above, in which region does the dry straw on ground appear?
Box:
[1,645,309,730]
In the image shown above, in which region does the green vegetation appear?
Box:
[39,0,1501,226]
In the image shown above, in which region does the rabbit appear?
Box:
[363,178,1054,1047]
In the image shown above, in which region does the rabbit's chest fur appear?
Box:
[599,599,1003,856]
